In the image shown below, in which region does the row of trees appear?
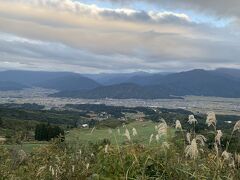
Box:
[35,124,64,141]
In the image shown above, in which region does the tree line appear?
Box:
[35,124,64,141]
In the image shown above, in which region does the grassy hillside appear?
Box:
[66,121,170,145]
[0,116,239,179]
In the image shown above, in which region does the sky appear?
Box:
[0,0,240,73]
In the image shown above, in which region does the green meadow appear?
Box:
[66,121,159,145]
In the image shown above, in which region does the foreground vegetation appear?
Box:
[0,112,239,179]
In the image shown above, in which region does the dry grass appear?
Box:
[0,113,239,179]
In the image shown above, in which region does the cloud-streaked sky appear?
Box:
[0,0,240,73]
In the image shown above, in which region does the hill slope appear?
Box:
[36,75,100,91]
[52,83,175,99]
[52,69,240,99]
[0,81,29,91]
[0,70,77,85]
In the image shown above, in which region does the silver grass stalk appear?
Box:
[175,120,182,130]
[235,153,240,166]
[49,165,52,172]
[157,119,168,137]
[222,150,231,161]
[104,144,109,153]
[215,130,223,145]
[78,149,82,157]
[90,127,95,134]
[117,128,121,135]
[214,143,219,156]
[18,149,27,164]
[206,111,217,127]
[233,120,240,132]
[56,165,61,175]
[86,163,90,170]
[185,138,198,160]
[162,141,170,150]
[188,115,197,124]
[196,134,207,146]
[132,128,138,136]
[156,134,160,142]
[149,134,154,144]
[51,168,55,176]
[37,166,46,177]
[229,159,235,168]
[186,133,191,144]
[124,128,131,141]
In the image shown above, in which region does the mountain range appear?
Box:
[1,68,240,99]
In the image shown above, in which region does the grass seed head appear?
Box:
[162,141,170,150]
[124,128,131,141]
[157,119,168,136]
[132,128,138,136]
[235,153,240,166]
[37,166,46,177]
[175,120,182,130]
[156,134,160,142]
[90,127,95,134]
[188,115,197,124]
[222,151,231,161]
[214,143,219,156]
[51,168,55,176]
[186,133,191,144]
[196,134,207,146]
[185,138,199,160]
[149,134,154,144]
[233,120,240,132]
[86,163,90,170]
[104,144,109,153]
[206,111,217,127]
[215,130,223,145]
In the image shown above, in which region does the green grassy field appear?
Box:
[66,121,168,145]
[2,121,172,152]
[1,143,47,153]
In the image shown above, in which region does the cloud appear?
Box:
[0,0,239,73]
[105,0,240,19]
[0,0,192,26]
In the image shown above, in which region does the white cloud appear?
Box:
[105,0,240,18]
[0,0,239,72]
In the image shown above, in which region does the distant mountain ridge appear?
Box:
[0,70,77,85]
[52,69,240,99]
[0,70,101,91]
[214,68,240,79]
[0,81,29,91]
[84,71,151,85]
[1,69,240,99]
[52,83,177,99]
[36,74,100,91]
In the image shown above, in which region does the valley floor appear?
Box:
[1,88,240,115]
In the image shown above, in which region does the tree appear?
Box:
[0,117,3,127]
[35,124,64,141]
